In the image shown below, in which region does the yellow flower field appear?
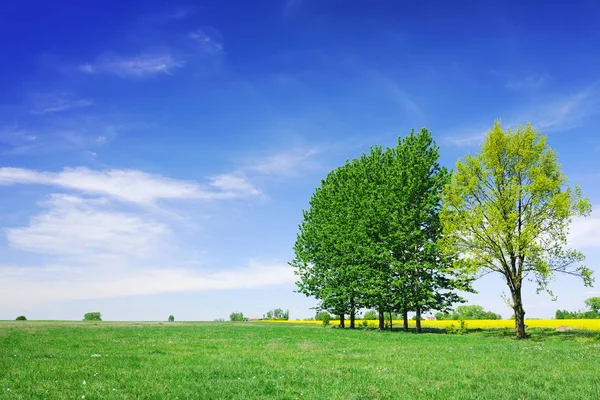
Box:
[261,319,600,330]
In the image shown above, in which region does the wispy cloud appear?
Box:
[188,29,223,55]
[505,73,551,90]
[568,205,600,249]
[444,82,600,147]
[0,167,261,205]
[6,194,170,259]
[31,97,93,115]
[0,260,295,307]
[78,54,185,78]
[246,147,321,177]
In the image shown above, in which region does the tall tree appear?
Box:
[440,122,593,338]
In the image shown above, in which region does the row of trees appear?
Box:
[435,305,501,321]
[293,122,593,338]
[292,129,472,333]
[556,297,600,319]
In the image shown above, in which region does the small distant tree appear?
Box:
[315,311,331,321]
[585,297,600,315]
[83,312,102,321]
[263,308,289,320]
[168,315,175,322]
[16,316,27,321]
[229,312,245,321]
[363,310,378,320]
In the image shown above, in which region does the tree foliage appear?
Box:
[441,122,592,338]
[83,312,102,321]
[435,305,501,320]
[556,297,600,319]
[264,308,289,320]
[292,128,470,332]
[168,315,175,322]
[229,312,245,322]
[16,315,27,321]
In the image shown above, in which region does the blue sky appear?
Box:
[1,0,600,321]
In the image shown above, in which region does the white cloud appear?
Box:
[6,194,170,259]
[78,54,184,78]
[31,98,93,115]
[0,260,295,307]
[505,73,551,90]
[246,147,321,176]
[568,206,600,249]
[444,82,600,147]
[188,29,223,55]
[0,167,261,205]
[443,131,486,147]
[209,173,261,196]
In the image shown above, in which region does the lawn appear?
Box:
[1,321,599,399]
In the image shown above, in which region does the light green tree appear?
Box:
[441,122,592,338]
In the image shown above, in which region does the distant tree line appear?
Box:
[556,297,600,319]
[434,305,501,321]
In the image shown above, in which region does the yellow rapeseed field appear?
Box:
[261,319,600,330]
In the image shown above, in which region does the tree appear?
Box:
[292,129,469,332]
[363,310,378,320]
[168,315,175,322]
[451,305,501,320]
[16,315,27,321]
[584,297,600,314]
[83,312,102,321]
[264,308,289,320]
[229,312,245,321]
[441,122,593,338]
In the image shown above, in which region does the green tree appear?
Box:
[229,312,245,321]
[363,310,378,320]
[584,297,600,314]
[264,308,290,320]
[15,315,27,321]
[168,315,175,322]
[441,122,593,338]
[450,305,501,320]
[292,129,469,332]
[83,312,102,321]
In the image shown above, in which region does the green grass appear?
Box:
[1,321,600,399]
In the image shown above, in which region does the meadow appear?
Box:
[1,321,600,399]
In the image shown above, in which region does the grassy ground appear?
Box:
[1,321,600,399]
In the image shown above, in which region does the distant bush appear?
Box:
[168,315,175,322]
[214,318,225,322]
[436,305,501,320]
[321,313,330,327]
[556,297,600,319]
[16,316,27,321]
[315,311,331,322]
[363,310,378,320]
[83,312,102,321]
[230,312,245,321]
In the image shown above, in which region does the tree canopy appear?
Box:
[440,122,592,338]
[292,128,470,331]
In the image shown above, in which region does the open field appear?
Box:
[1,321,600,399]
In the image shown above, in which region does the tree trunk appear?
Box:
[389,312,393,331]
[415,306,422,334]
[378,308,385,330]
[339,313,345,329]
[402,306,409,332]
[512,290,526,338]
[349,297,356,329]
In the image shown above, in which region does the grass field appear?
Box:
[2,321,600,399]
